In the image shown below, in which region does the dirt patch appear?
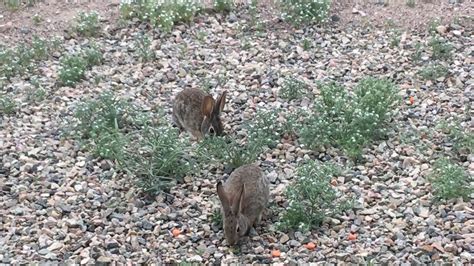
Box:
[0,0,472,47]
[0,0,121,45]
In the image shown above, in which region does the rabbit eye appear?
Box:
[236,226,240,233]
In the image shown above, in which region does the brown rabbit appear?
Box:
[172,88,227,140]
[216,164,270,246]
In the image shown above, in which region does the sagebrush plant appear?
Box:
[74,11,100,37]
[135,34,155,62]
[418,64,448,81]
[0,95,16,115]
[120,0,201,32]
[124,126,194,195]
[280,0,331,25]
[279,161,352,231]
[429,37,453,60]
[301,78,399,158]
[280,77,309,100]
[429,158,471,201]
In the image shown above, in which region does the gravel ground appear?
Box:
[1,1,473,264]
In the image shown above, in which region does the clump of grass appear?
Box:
[32,14,42,25]
[0,95,16,115]
[280,0,331,26]
[438,120,473,157]
[120,0,201,32]
[300,78,400,159]
[429,158,471,201]
[411,42,423,62]
[278,161,352,231]
[418,64,448,81]
[429,37,453,60]
[279,77,309,100]
[74,11,100,37]
[302,38,311,51]
[26,76,46,103]
[428,18,441,35]
[389,30,401,48]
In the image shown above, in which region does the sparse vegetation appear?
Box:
[279,161,352,231]
[429,158,471,201]
[120,0,201,32]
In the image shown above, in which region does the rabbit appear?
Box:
[216,164,270,246]
[172,88,227,140]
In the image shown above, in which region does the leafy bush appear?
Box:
[280,0,331,25]
[300,78,399,158]
[279,161,351,231]
[120,0,201,32]
[438,121,473,156]
[279,77,309,100]
[418,64,448,81]
[429,158,471,201]
[429,37,453,60]
[74,11,100,37]
[0,96,16,115]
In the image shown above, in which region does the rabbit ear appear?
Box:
[232,184,244,215]
[215,90,227,114]
[202,96,215,118]
[217,181,230,212]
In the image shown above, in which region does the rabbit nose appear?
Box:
[209,128,215,135]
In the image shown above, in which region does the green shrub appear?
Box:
[301,78,399,158]
[279,77,309,100]
[73,91,142,140]
[0,96,16,115]
[411,42,423,62]
[429,158,471,201]
[429,37,453,60]
[135,34,155,62]
[58,45,103,86]
[406,0,415,8]
[74,11,100,37]
[213,0,233,13]
[418,64,448,81]
[438,121,474,156]
[279,161,351,231]
[389,30,401,48]
[58,55,88,86]
[197,110,282,169]
[124,126,194,195]
[120,0,201,32]
[33,14,42,25]
[280,0,331,25]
